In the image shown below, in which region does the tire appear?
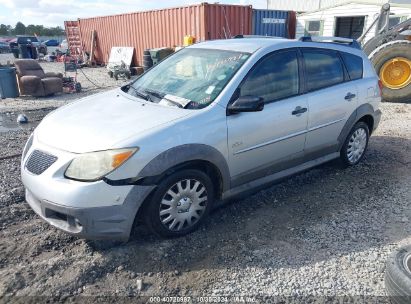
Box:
[385,245,411,304]
[108,71,113,78]
[369,40,411,103]
[144,169,214,238]
[126,71,131,79]
[340,121,369,167]
[75,82,81,93]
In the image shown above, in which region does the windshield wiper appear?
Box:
[143,89,180,107]
[144,89,190,108]
[126,85,150,101]
[143,89,164,100]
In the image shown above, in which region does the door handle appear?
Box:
[345,92,356,101]
[292,106,307,116]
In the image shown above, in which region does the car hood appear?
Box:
[36,89,191,153]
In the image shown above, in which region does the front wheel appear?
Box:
[340,121,369,167]
[144,169,214,237]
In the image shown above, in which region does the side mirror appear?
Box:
[227,95,264,115]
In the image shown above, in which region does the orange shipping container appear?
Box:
[66,3,252,66]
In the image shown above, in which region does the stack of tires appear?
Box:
[143,49,153,72]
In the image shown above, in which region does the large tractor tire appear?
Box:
[369,40,411,103]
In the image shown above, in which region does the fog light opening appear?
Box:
[74,218,82,228]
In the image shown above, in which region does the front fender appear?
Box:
[135,144,231,191]
[103,144,231,191]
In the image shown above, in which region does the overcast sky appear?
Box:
[0,0,268,28]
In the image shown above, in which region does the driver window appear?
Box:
[240,50,299,103]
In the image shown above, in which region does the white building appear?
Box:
[267,0,411,12]
[291,1,411,43]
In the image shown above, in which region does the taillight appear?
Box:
[378,80,383,96]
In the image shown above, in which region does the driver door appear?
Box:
[227,49,308,187]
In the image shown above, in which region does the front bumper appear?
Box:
[25,186,153,241]
[21,137,155,241]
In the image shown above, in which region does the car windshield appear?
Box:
[128,48,250,109]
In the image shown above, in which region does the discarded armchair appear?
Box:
[14,59,63,97]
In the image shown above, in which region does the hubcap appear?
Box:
[159,179,207,231]
[347,128,367,164]
[380,57,411,89]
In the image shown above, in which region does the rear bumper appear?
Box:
[25,185,154,241]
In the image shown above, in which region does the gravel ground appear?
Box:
[0,54,410,302]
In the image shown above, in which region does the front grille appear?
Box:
[25,150,57,175]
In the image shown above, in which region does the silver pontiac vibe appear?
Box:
[21,37,382,240]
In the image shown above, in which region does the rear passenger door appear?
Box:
[301,48,359,157]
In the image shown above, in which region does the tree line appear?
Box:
[0,22,64,37]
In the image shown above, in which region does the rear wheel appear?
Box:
[144,169,214,237]
[370,40,411,103]
[340,122,369,167]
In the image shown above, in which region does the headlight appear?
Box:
[65,148,138,181]
[22,133,34,160]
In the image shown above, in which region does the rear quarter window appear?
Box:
[340,52,363,80]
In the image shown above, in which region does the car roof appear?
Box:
[190,37,287,53]
[189,37,364,57]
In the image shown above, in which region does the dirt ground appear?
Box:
[0,57,410,303]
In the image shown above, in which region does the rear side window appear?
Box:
[302,49,344,92]
[340,52,363,80]
[240,50,299,103]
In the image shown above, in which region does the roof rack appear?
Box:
[233,34,282,39]
[299,36,362,50]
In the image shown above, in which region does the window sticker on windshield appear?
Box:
[206,53,247,72]
[205,86,215,95]
[198,95,211,105]
[164,94,191,107]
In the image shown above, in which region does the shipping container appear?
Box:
[252,9,289,37]
[66,3,252,66]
